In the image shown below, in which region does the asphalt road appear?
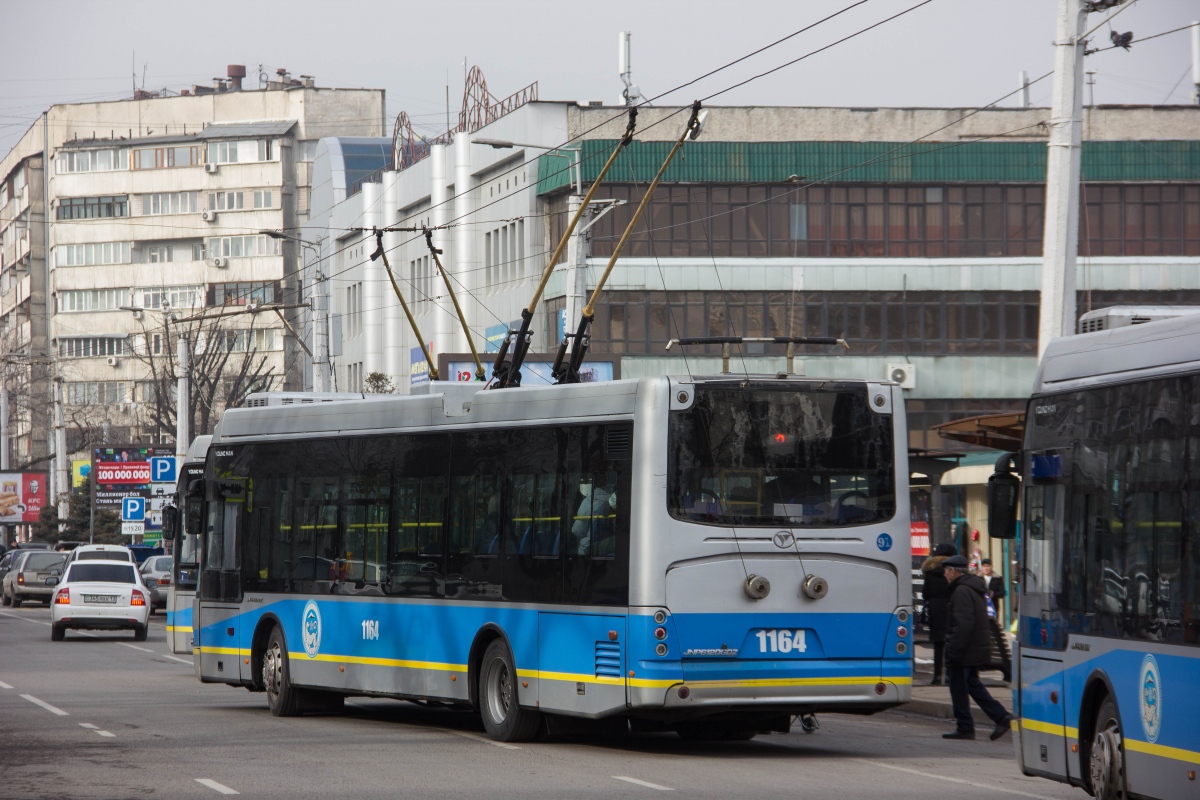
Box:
[0,604,1088,800]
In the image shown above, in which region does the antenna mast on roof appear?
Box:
[619,32,641,106]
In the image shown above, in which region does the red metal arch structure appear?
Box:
[390,66,539,173]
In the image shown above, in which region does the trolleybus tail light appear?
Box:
[896,609,909,623]
[677,686,690,699]
[874,683,886,695]
[897,626,908,638]
[655,643,668,656]
[654,627,667,640]
[55,588,70,605]
[896,642,907,654]
[130,590,146,607]
[653,610,667,625]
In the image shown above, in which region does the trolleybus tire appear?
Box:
[479,639,541,742]
[1089,696,1127,800]
[133,625,148,642]
[264,627,303,717]
[50,625,64,642]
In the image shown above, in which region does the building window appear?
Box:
[253,190,273,209]
[344,282,363,338]
[56,148,129,174]
[211,328,281,353]
[206,235,281,259]
[131,145,200,170]
[483,221,525,294]
[58,337,126,358]
[57,288,126,313]
[142,192,199,215]
[409,255,434,303]
[53,241,131,266]
[56,196,129,220]
[65,381,129,405]
[132,285,203,311]
[206,139,273,165]
[208,191,244,211]
[207,281,278,306]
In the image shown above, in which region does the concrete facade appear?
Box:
[0,77,384,485]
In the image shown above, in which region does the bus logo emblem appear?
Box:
[1140,654,1161,743]
[876,533,893,551]
[302,600,322,659]
[773,532,794,548]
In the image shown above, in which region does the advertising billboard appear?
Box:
[0,472,48,523]
[92,446,178,539]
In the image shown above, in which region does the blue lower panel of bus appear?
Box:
[1018,644,1200,798]
[195,598,908,718]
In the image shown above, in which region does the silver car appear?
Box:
[2,550,68,607]
[138,555,173,611]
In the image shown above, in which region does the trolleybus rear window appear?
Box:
[668,385,895,527]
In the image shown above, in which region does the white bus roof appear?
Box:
[1035,312,1200,395]
[186,435,212,463]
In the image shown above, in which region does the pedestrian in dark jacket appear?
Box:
[941,555,1015,740]
[920,543,956,685]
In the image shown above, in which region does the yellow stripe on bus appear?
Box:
[1124,738,1200,765]
[1019,718,1079,739]
[164,626,193,633]
[289,652,467,673]
[685,675,912,690]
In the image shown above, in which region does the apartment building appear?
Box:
[0,69,384,476]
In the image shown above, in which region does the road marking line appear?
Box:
[121,643,155,653]
[95,730,115,738]
[613,776,675,791]
[79,723,98,730]
[0,680,13,689]
[160,653,193,665]
[851,759,1061,800]
[195,778,240,795]
[20,694,68,716]
[0,611,50,626]
[442,728,521,750]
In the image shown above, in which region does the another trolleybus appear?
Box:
[165,435,210,654]
[186,374,912,741]
[988,312,1200,799]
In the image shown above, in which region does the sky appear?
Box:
[1,0,1197,153]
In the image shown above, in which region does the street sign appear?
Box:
[121,496,146,522]
[150,457,178,484]
[121,521,145,536]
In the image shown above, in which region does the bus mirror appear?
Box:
[185,498,203,536]
[186,479,204,498]
[987,453,1020,540]
[162,505,177,539]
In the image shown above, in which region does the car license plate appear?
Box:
[83,595,118,604]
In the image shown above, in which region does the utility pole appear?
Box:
[1038,0,1088,358]
[312,255,330,392]
[1192,20,1199,105]
[0,386,8,471]
[53,380,68,529]
[564,195,587,352]
[1019,70,1030,108]
[176,337,189,460]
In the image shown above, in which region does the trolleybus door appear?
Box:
[196,478,246,682]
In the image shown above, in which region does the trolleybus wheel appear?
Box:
[479,640,540,742]
[1089,697,1127,800]
[264,627,303,717]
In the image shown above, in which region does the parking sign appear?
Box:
[150,457,178,484]
[122,496,146,522]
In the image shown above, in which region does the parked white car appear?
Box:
[49,559,150,641]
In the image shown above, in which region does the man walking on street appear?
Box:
[941,555,1015,741]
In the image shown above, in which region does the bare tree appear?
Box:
[129,308,279,438]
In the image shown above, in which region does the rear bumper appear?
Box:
[629,658,911,711]
[53,604,149,629]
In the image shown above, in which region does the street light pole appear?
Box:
[262,231,326,391]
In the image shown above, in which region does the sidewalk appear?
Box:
[900,641,1013,727]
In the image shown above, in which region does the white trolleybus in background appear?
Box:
[987,310,1200,800]
[186,374,913,741]
[164,435,210,654]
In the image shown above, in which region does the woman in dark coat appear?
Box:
[921,543,957,685]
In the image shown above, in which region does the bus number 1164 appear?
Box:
[756,629,806,654]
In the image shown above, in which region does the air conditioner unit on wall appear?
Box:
[204,163,218,174]
[201,210,217,222]
[886,363,916,390]
[210,257,227,268]
[106,357,120,367]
